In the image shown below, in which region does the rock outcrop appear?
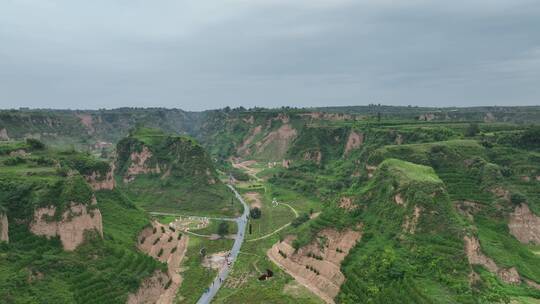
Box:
[268,228,362,304]
[127,270,169,304]
[464,236,521,284]
[0,213,8,243]
[85,166,115,190]
[344,131,364,156]
[124,146,161,183]
[508,203,540,244]
[135,221,189,304]
[30,198,103,251]
[0,128,9,140]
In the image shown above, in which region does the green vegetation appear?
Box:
[115,127,239,217]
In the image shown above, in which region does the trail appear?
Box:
[196,185,249,304]
[247,202,298,242]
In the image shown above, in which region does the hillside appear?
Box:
[114,127,238,217]
[0,139,167,303]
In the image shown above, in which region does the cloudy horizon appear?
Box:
[1,0,539,110]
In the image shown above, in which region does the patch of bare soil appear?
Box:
[124,146,161,183]
[402,206,422,234]
[365,165,376,179]
[338,197,357,211]
[455,201,481,222]
[76,114,95,134]
[394,193,405,205]
[256,124,297,159]
[508,203,540,244]
[303,151,322,165]
[237,126,262,156]
[464,236,522,285]
[127,270,169,304]
[136,221,190,304]
[0,213,8,242]
[344,131,364,156]
[202,251,230,270]
[245,192,262,209]
[0,128,9,140]
[267,228,362,304]
[84,166,115,191]
[30,198,103,251]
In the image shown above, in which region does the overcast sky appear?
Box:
[1,0,539,110]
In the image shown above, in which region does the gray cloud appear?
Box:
[0,0,539,110]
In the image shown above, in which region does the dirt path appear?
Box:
[247,203,298,243]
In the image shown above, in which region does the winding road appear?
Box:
[196,184,249,304]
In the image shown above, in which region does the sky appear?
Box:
[1,0,539,111]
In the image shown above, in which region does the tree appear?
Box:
[465,123,480,137]
[217,222,229,238]
[250,207,262,219]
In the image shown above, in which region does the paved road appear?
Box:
[196,184,249,304]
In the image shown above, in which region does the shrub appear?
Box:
[157,248,164,257]
[250,207,262,219]
[217,222,229,237]
[465,123,480,137]
[177,233,182,240]
[26,138,45,150]
[168,236,173,242]
[291,213,310,227]
[140,237,146,244]
[510,192,527,205]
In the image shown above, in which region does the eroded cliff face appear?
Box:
[268,228,362,304]
[0,213,8,243]
[0,128,9,140]
[85,166,115,190]
[464,236,521,284]
[30,198,103,251]
[127,270,169,304]
[133,221,189,304]
[344,131,364,156]
[508,203,540,244]
[124,146,161,183]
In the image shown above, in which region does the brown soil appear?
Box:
[282,159,292,168]
[418,113,436,121]
[508,203,540,244]
[124,146,161,183]
[0,213,8,243]
[394,194,405,205]
[256,124,297,159]
[464,236,521,284]
[344,131,364,156]
[338,197,357,211]
[202,251,230,270]
[303,151,322,165]
[455,201,481,222]
[402,206,422,234]
[490,187,510,201]
[136,221,190,304]
[85,167,115,191]
[245,192,262,209]
[30,198,103,251]
[365,165,377,179]
[76,114,95,134]
[127,270,169,304]
[267,228,362,304]
[0,128,9,140]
